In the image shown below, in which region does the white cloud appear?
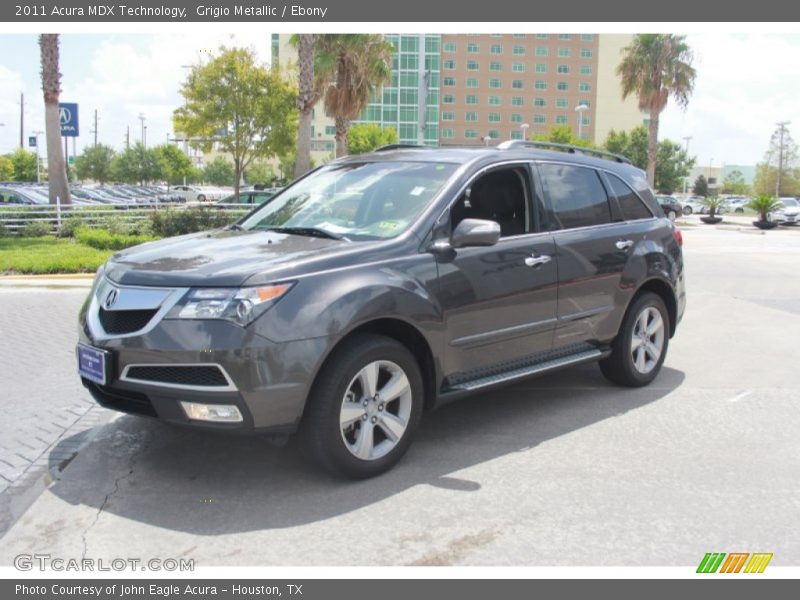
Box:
[660,33,800,166]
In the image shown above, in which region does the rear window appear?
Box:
[607,174,653,220]
[538,164,611,229]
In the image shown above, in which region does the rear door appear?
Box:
[536,162,641,348]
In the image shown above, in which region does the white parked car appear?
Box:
[682,196,727,215]
[771,198,800,224]
[171,185,228,202]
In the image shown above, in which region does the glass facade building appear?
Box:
[352,34,442,147]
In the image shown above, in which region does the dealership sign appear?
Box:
[59,102,79,137]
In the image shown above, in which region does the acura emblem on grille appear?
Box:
[104,289,119,309]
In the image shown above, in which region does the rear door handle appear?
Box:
[524,254,552,267]
[615,240,634,250]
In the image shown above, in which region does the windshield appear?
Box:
[241,161,456,240]
[781,198,798,207]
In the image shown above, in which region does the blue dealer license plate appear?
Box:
[77,344,109,385]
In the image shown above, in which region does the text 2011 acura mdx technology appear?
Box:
[77,142,685,478]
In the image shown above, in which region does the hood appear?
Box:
[105,229,369,287]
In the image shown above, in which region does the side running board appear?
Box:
[446,348,608,393]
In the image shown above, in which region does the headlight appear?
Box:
[168,283,294,326]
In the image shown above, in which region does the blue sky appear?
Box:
[1,33,799,167]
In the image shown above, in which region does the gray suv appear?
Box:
[77,142,686,478]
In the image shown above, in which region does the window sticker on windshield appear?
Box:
[316,222,352,234]
[410,186,426,196]
[435,165,446,170]
[377,220,403,231]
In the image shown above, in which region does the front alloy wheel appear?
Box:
[339,360,413,461]
[301,333,423,478]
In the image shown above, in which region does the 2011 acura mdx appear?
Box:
[77,141,686,478]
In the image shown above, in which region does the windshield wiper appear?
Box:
[225,223,245,231]
[264,226,349,241]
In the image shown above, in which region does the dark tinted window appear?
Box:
[608,174,653,220]
[539,164,610,229]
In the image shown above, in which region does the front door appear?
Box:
[434,165,558,381]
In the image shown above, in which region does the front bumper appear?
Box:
[78,279,330,433]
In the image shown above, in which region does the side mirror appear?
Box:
[450,218,501,248]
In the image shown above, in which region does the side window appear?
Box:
[607,174,653,220]
[450,167,531,237]
[538,164,611,229]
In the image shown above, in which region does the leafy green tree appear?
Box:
[174,46,297,200]
[111,143,164,185]
[617,34,696,187]
[244,161,277,186]
[155,144,194,187]
[313,35,394,157]
[693,174,709,197]
[347,123,398,154]
[532,124,593,147]
[202,157,235,186]
[753,124,800,196]
[75,144,115,185]
[0,155,13,180]
[720,170,751,195]
[277,150,317,184]
[8,149,40,182]
[604,126,694,194]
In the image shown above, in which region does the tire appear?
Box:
[197,194,206,202]
[735,208,744,213]
[667,210,677,221]
[683,206,692,215]
[300,333,424,479]
[599,292,670,387]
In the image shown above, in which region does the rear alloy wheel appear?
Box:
[301,334,423,478]
[599,292,670,387]
[667,210,677,221]
[683,206,692,215]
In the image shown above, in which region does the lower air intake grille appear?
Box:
[99,308,159,335]
[125,365,230,388]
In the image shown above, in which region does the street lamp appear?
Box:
[520,123,530,141]
[575,103,589,140]
[138,113,146,147]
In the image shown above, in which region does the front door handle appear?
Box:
[615,240,634,250]
[524,254,552,268]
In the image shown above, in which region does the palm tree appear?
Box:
[314,35,393,157]
[39,34,71,205]
[617,34,696,188]
[291,34,317,179]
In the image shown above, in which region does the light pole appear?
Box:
[33,130,43,183]
[682,136,692,193]
[138,113,146,147]
[575,103,589,140]
[520,123,530,141]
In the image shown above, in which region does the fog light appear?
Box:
[180,402,243,423]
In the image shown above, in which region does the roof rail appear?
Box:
[374,144,431,152]
[496,139,632,164]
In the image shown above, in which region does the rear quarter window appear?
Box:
[607,174,653,220]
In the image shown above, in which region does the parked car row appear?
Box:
[0,182,185,206]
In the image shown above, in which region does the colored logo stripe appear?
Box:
[744,553,773,573]
[719,553,749,573]
[697,553,726,573]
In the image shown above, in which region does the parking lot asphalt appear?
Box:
[0,223,798,566]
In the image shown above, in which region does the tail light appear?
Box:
[672,225,683,247]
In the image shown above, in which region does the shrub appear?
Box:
[149,207,235,237]
[21,221,52,238]
[747,195,783,223]
[76,228,155,251]
[57,216,87,238]
[0,222,8,238]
